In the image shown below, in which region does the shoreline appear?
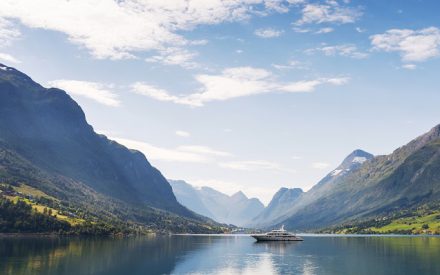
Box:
[1,232,440,238]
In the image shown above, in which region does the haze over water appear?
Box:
[1,235,439,275]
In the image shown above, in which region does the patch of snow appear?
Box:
[353,157,367,164]
[331,169,342,176]
[0,65,7,71]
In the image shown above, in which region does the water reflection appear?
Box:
[1,235,439,275]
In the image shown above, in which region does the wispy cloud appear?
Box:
[295,1,362,25]
[305,44,368,59]
[112,137,208,163]
[48,80,120,107]
[292,27,311,33]
[0,1,288,60]
[131,82,180,104]
[355,27,366,33]
[175,130,191,138]
[401,64,417,70]
[370,27,440,62]
[0,18,20,46]
[177,145,233,157]
[111,137,232,163]
[132,66,349,107]
[272,60,307,70]
[0,52,20,64]
[315,27,334,34]
[254,27,284,38]
[145,47,198,69]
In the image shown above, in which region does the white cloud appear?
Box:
[145,47,198,68]
[131,82,180,103]
[256,0,304,16]
[111,137,233,163]
[315,27,334,34]
[306,44,368,59]
[272,60,306,70]
[0,52,20,64]
[287,0,306,4]
[278,77,349,92]
[355,27,366,33]
[0,0,288,60]
[175,130,191,137]
[177,145,233,157]
[254,27,284,38]
[0,18,20,46]
[370,27,440,62]
[312,162,331,169]
[292,27,311,33]
[132,66,348,107]
[48,80,120,107]
[402,64,417,70]
[112,137,208,163]
[295,2,362,25]
[264,0,290,13]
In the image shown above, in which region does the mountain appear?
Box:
[250,187,303,224]
[167,180,213,218]
[315,149,374,187]
[169,180,264,226]
[0,63,223,233]
[249,149,373,228]
[263,126,440,231]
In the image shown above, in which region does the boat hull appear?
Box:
[251,235,303,241]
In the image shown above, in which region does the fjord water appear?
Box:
[1,235,439,275]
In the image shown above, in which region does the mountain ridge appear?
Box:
[270,125,440,230]
[0,63,223,233]
[249,149,374,228]
[169,179,264,226]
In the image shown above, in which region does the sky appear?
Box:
[1,0,440,205]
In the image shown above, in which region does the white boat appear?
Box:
[251,225,303,242]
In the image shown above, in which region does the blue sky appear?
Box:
[1,0,440,204]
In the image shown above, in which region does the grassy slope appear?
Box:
[0,144,228,234]
[370,212,440,234]
[320,204,440,235]
[3,182,86,226]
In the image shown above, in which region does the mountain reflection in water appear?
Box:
[1,235,440,275]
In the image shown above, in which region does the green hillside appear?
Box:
[0,64,227,235]
[271,125,440,232]
[319,203,440,235]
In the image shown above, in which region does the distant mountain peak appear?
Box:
[339,149,373,170]
[315,149,374,187]
[249,187,303,225]
[169,179,264,226]
[346,149,373,160]
[231,190,247,200]
[415,124,440,146]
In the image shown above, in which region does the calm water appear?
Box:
[1,235,439,275]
